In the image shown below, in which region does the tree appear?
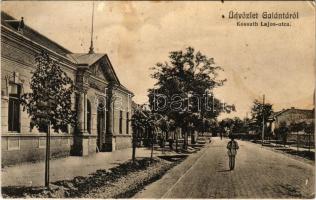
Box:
[157,116,170,153]
[289,122,305,151]
[218,117,250,139]
[219,118,234,136]
[231,117,244,133]
[148,47,233,149]
[131,105,148,163]
[304,122,314,152]
[21,51,77,132]
[20,51,77,187]
[131,104,164,163]
[274,122,289,147]
[250,99,273,139]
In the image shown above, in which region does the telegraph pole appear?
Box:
[261,94,265,146]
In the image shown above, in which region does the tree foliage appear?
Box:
[289,121,305,133]
[304,121,315,134]
[21,52,77,132]
[274,121,289,146]
[148,47,234,131]
[250,99,273,131]
[219,117,248,135]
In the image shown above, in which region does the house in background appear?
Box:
[1,12,133,166]
[270,107,314,132]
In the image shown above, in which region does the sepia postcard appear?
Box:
[0,1,315,199]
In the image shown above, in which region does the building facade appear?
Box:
[1,12,133,166]
[270,107,314,131]
[269,107,315,145]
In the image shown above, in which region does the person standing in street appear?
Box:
[227,135,239,170]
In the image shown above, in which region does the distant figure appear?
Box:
[227,135,239,170]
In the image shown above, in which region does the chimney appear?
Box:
[17,17,24,34]
[5,16,25,34]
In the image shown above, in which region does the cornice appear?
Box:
[113,85,134,96]
[112,134,132,138]
[90,74,109,85]
[1,25,77,71]
[1,54,34,69]
[1,132,74,137]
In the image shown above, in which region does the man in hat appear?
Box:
[227,135,239,170]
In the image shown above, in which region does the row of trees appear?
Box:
[275,121,315,151]
[129,47,238,162]
[130,105,168,163]
[144,47,234,147]
[22,48,234,184]
[216,98,314,153]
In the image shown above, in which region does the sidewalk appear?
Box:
[1,147,154,187]
[251,140,315,166]
[271,142,315,153]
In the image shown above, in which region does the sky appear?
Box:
[2,1,315,119]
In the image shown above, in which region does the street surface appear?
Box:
[135,137,315,198]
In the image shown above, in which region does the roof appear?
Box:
[1,12,72,56]
[1,11,133,95]
[68,53,133,95]
[67,53,105,66]
[272,108,313,117]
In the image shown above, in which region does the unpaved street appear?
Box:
[135,137,315,198]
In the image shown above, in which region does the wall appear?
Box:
[113,135,132,150]
[2,134,73,166]
[111,89,132,150]
[1,28,77,166]
[274,109,314,129]
[1,22,134,166]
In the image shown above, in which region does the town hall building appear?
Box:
[1,12,133,166]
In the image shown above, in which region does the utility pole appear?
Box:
[261,94,265,146]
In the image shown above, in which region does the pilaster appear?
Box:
[104,85,114,151]
[72,66,94,156]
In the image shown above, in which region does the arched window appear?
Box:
[87,99,91,134]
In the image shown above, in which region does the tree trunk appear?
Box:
[176,131,179,152]
[308,132,311,153]
[132,129,137,163]
[297,132,299,152]
[162,131,165,154]
[150,130,154,163]
[184,130,188,150]
[191,130,196,145]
